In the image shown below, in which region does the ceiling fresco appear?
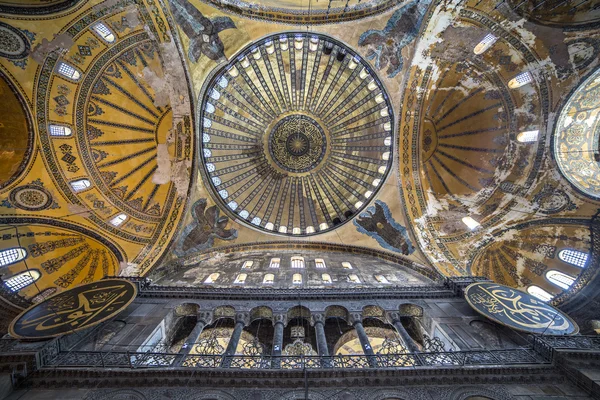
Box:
[0,0,599,306]
[0,0,195,304]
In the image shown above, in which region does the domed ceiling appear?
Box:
[200,32,393,236]
[554,67,600,199]
[0,0,599,305]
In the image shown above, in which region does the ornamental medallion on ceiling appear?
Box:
[199,32,394,237]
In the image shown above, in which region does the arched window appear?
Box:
[92,22,115,43]
[109,213,127,227]
[0,248,27,267]
[375,275,389,283]
[70,179,91,192]
[462,216,480,230]
[204,273,219,284]
[517,130,539,143]
[508,72,533,89]
[4,270,40,292]
[291,256,304,269]
[49,124,72,137]
[558,249,589,268]
[292,273,302,285]
[348,274,360,283]
[527,285,554,302]
[546,270,575,290]
[269,258,280,269]
[474,33,498,55]
[234,273,247,284]
[263,274,274,284]
[57,62,81,81]
[342,262,353,269]
[315,258,326,269]
[321,273,332,284]
[242,261,254,269]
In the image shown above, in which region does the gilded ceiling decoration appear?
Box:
[0,0,82,15]
[554,67,600,199]
[200,32,394,237]
[508,0,600,29]
[0,72,33,190]
[195,0,403,25]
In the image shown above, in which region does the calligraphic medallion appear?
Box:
[464,282,578,335]
[9,279,137,339]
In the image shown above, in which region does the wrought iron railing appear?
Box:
[39,348,547,370]
[532,335,600,360]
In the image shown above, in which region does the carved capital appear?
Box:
[235,312,249,325]
[273,313,287,326]
[197,311,213,325]
[349,313,363,325]
[311,313,325,325]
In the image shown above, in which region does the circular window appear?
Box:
[199,32,394,236]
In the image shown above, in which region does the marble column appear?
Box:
[313,314,329,357]
[221,313,246,367]
[271,314,286,368]
[391,314,420,353]
[351,313,377,367]
[174,312,210,367]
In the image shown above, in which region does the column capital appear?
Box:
[273,313,287,326]
[311,313,326,325]
[197,311,213,325]
[349,313,363,325]
[235,312,249,325]
[387,311,401,323]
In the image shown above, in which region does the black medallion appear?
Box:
[10,279,137,339]
[464,282,578,335]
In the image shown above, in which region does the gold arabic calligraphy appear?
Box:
[469,285,570,331]
[18,284,130,333]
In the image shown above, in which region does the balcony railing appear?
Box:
[40,348,547,370]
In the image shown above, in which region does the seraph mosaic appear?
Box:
[169,0,237,63]
[354,200,415,255]
[358,0,430,78]
[175,199,237,255]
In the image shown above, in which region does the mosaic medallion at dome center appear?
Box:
[200,33,394,236]
[269,115,326,173]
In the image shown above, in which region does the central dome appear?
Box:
[199,32,394,236]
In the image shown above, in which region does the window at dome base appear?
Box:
[199,32,394,237]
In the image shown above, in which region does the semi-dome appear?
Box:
[199,32,394,237]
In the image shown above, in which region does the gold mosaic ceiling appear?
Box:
[0,0,599,305]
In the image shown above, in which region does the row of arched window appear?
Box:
[0,248,41,292]
[527,249,590,302]
[204,272,393,285]
[242,258,355,270]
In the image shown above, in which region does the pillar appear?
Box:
[313,314,329,357]
[351,313,377,367]
[391,315,420,353]
[221,313,247,367]
[175,312,210,367]
[271,314,285,368]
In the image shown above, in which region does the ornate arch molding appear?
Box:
[0,69,34,192]
[0,0,83,15]
[86,388,147,400]
[278,390,329,400]
[447,385,515,400]
[189,390,236,400]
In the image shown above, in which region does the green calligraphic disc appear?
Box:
[9,279,137,339]
[464,282,578,335]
